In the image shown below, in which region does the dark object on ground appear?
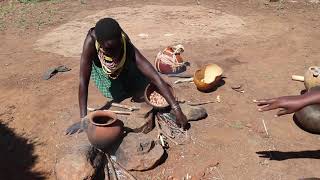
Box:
[294,86,320,134]
[256,150,320,161]
[42,65,71,80]
[167,73,193,78]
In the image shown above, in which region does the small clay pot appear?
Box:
[86,110,124,150]
[294,86,320,134]
[193,64,223,92]
[304,66,320,90]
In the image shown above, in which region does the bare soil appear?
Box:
[1,0,320,179]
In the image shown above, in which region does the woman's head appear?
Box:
[95,18,123,58]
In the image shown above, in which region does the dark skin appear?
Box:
[254,91,320,116]
[78,29,188,128]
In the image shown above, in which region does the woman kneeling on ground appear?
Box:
[67,18,187,134]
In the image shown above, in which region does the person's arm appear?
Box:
[254,91,320,117]
[79,32,95,118]
[66,31,95,135]
[301,90,320,105]
[134,46,188,129]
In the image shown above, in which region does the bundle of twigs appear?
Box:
[155,112,188,147]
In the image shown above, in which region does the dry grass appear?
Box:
[0,0,63,31]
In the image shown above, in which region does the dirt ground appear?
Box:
[1,0,320,179]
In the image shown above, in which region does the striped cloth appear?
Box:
[91,62,113,99]
[90,57,149,101]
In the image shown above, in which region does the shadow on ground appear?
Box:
[0,122,46,180]
[256,150,320,161]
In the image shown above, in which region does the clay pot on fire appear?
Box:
[85,110,124,151]
[193,64,223,92]
[294,86,320,134]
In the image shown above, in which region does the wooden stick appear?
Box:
[214,166,224,180]
[111,103,139,111]
[105,162,110,180]
[88,103,139,112]
[167,74,193,78]
[187,101,215,106]
[87,108,132,115]
[233,89,245,93]
[155,117,164,145]
[110,110,132,115]
[292,75,304,82]
[106,154,118,180]
[110,158,137,180]
[174,77,194,84]
[87,107,95,112]
[262,119,269,137]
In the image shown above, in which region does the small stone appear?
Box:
[138,33,149,38]
[180,104,208,121]
[259,159,269,166]
[216,95,221,103]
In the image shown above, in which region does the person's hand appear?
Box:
[65,121,82,135]
[254,95,306,117]
[65,117,88,135]
[174,109,188,129]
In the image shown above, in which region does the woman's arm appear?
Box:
[79,31,95,118]
[134,46,188,129]
[66,31,96,135]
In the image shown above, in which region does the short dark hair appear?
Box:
[95,18,122,42]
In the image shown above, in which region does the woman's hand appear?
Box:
[254,95,306,117]
[174,109,188,129]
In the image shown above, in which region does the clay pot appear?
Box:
[193,64,223,92]
[294,86,320,134]
[144,83,175,109]
[86,110,124,150]
[155,45,187,74]
[304,66,320,90]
